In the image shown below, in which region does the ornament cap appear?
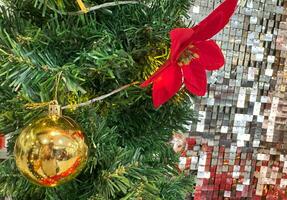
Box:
[48,100,62,116]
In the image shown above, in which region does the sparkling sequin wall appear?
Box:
[184,0,287,199]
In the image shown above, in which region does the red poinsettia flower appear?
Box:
[141,0,238,108]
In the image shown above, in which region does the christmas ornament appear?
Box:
[170,133,186,153]
[14,103,88,187]
[141,0,238,108]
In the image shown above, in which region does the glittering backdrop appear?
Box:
[183,0,287,199]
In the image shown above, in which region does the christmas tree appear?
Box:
[0,0,195,199]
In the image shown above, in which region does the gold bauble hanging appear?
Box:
[14,105,88,187]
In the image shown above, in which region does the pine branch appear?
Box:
[0,0,195,199]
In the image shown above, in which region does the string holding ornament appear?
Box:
[24,81,139,111]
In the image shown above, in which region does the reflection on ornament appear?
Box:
[14,114,88,187]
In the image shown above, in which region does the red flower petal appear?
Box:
[193,40,225,70]
[170,28,195,61]
[182,61,207,96]
[191,0,238,41]
[141,61,171,87]
[152,65,182,108]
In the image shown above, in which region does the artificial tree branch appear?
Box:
[61,81,139,110]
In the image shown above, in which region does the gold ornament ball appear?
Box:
[14,114,88,187]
